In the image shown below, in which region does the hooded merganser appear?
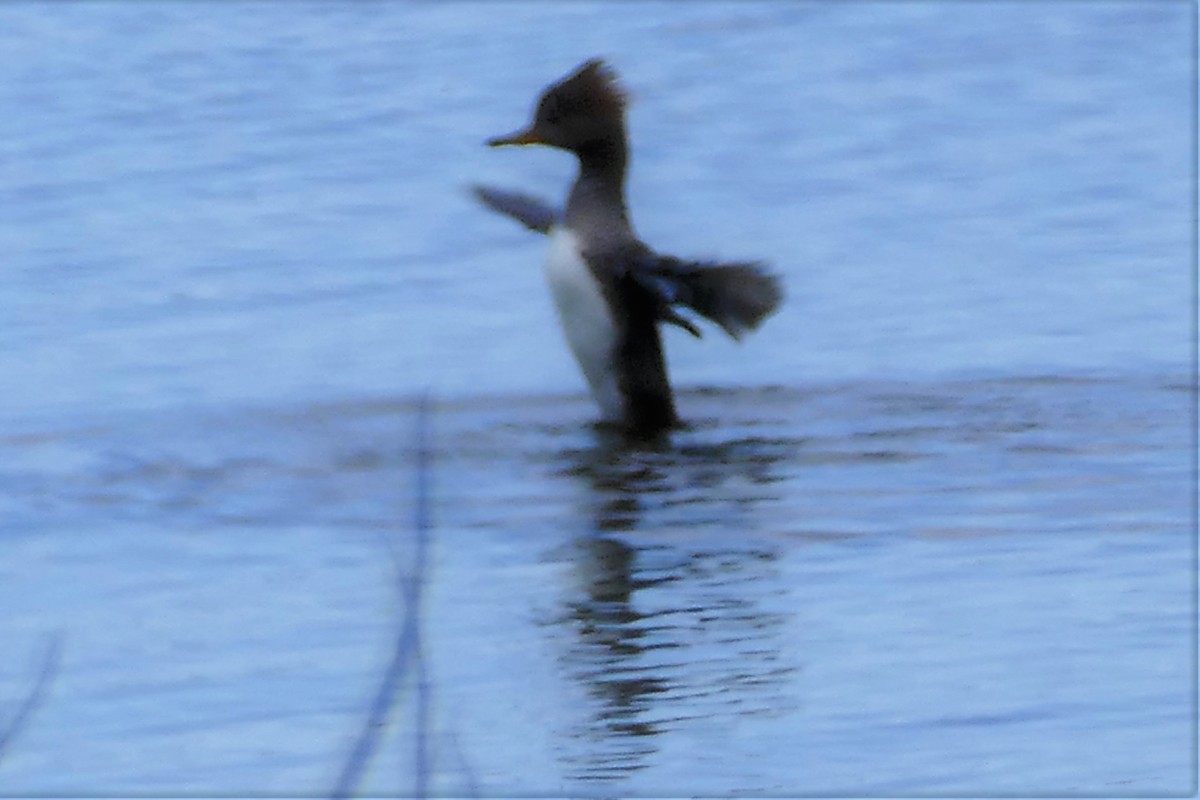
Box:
[475,59,783,437]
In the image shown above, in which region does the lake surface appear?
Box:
[0,2,1194,796]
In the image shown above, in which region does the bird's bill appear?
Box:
[486,127,546,147]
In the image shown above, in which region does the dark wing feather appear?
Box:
[471,184,561,234]
[591,242,705,339]
[630,252,784,341]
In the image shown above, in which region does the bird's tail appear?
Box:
[643,256,784,341]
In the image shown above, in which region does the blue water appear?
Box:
[0,2,1194,796]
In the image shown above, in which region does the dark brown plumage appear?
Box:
[478,59,783,437]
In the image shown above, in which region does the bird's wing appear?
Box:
[471,184,561,234]
[629,250,784,341]
[579,241,704,339]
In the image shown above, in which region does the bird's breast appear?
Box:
[544,227,623,419]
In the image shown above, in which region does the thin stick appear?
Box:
[412,392,432,799]
[331,395,433,799]
[0,631,63,765]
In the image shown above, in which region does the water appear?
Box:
[0,2,1194,796]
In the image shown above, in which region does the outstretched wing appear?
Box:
[582,241,706,339]
[471,188,783,340]
[471,184,561,234]
[630,251,784,341]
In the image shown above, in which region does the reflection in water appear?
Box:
[3,373,1189,793]
[549,429,801,784]
[565,535,663,778]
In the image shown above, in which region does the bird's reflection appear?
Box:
[549,425,800,784]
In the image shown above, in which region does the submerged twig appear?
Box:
[332,394,434,799]
[445,725,481,798]
[414,624,430,800]
[0,631,63,766]
[412,392,432,800]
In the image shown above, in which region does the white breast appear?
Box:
[544,227,623,420]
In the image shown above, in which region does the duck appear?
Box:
[474,58,782,437]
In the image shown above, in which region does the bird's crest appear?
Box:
[546,58,628,118]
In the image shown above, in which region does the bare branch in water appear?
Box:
[332,394,433,799]
[0,632,64,766]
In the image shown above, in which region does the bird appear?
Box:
[474,58,782,438]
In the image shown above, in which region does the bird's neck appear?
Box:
[566,137,631,234]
